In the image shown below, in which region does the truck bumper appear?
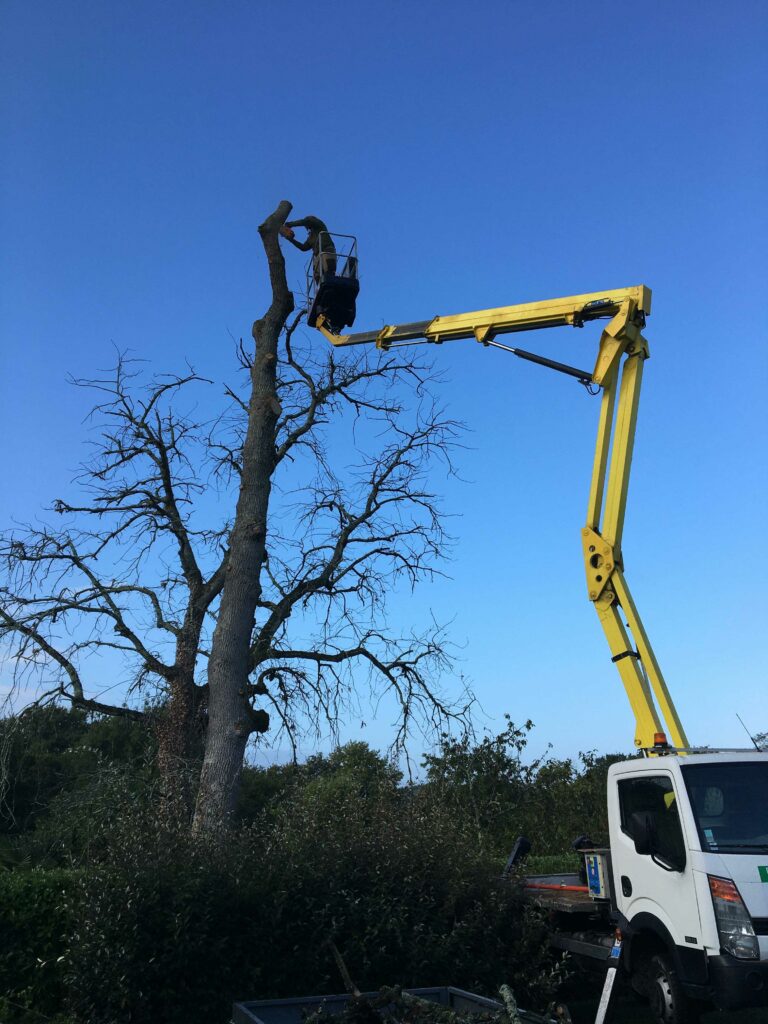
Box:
[703,954,768,1011]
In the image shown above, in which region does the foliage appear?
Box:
[12,762,162,870]
[0,716,633,1023]
[0,731,570,1024]
[0,706,155,872]
[241,779,556,1005]
[422,718,540,849]
[422,718,627,857]
[0,705,152,836]
[64,829,258,1023]
[524,853,581,875]
[0,867,79,1021]
[236,740,402,822]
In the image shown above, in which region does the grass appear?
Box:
[524,853,582,875]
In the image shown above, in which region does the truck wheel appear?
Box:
[648,953,702,1024]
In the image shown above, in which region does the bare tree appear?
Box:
[0,200,471,831]
[0,361,226,813]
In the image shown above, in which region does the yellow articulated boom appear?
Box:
[315,286,689,752]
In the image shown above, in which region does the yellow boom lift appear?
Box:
[312,272,688,751]
[309,257,768,1021]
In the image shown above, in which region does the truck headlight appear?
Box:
[708,875,759,960]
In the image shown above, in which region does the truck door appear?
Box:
[613,772,702,946]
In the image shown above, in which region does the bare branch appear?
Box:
[0,605,144,720]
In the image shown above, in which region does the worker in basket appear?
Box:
[280,215,336,284]
[279,214,358,333]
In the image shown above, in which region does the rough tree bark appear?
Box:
[192,200,294,832]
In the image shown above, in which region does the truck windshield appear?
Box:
[682,761,768,854]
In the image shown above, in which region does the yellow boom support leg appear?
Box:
[582,300,689,750]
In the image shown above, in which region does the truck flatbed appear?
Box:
[523,874,601,913]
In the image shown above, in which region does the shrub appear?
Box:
[0,707,154,839]
[57,761,557,1023]
[423,720,627,858]
[0,867,80,1021]
[0,737,581,1023]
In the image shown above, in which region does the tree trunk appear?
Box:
[192,201,294,832]
[156,609,208,821]
[156,669,199,821]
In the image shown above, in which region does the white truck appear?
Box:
[524,748,768,1021]
[308,256,768,1021]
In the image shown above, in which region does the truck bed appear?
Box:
[523,873,615,962]
[523,873,598,913]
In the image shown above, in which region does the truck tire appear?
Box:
[648,953,703,1024]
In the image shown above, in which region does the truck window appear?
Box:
[682,761,768,853]
[618,775,686,866]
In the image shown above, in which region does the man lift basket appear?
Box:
[306,231,360,334]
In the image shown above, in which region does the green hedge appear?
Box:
[0,783,558,1024]
[0,730,593,1024]
[0,868,80,1022]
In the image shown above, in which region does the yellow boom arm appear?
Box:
[315,285,688,750]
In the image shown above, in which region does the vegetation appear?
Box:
[2,709,765,1023]
[0,707,629,1023]
[422,717,626,856]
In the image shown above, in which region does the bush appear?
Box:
[236,741,402,824]
[238,781,554,1001]
[65,835,264,1024]
[0,706,154,839]
[0,867,80,1021]
[423,720,627,857]
[8,753,557,1024]
[1,735,600,1023]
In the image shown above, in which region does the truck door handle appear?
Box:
[621,876,632,897]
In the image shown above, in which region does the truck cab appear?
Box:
[608,750,768,1015]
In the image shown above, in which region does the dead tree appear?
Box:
[0,200,471,832]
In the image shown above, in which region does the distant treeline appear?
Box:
[0,707,624,861]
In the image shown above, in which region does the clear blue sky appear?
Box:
[1,0,766,760]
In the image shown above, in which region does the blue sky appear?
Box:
[1,0,766,761]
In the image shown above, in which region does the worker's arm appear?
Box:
[279,223,315,252]
[285,235,314,252]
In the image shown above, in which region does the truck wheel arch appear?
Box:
[623,912,677,974]
[623,913,708,988]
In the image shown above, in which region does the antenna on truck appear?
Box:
[736,712,761,751]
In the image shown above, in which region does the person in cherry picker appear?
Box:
[280,216,336,283]
[279,214,358,333]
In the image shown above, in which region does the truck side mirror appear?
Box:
[628,811,657,856]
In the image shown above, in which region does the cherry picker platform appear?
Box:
[306,232,359,335]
